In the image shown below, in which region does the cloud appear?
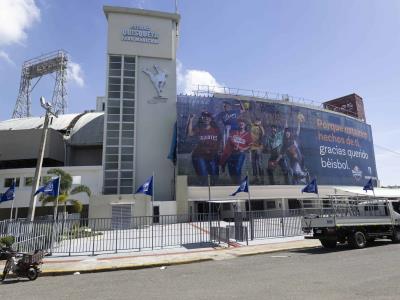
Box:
[67,61,85,87]
[0,50,15,65]
[0,0,40,47]
[177,60,223,95]
[132,0,146,9]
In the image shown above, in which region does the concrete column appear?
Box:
[176,176,188,215]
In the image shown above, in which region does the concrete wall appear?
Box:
[0,166,103,211]
[105,6,179,59]
[104,6,179,202]
[0,129,65,162]
[176,176,189,215]
[68,146,102,166]
[135,56,177,201]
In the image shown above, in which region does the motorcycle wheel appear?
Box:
[27,267,38,281]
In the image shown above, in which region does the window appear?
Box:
[103,55,136,195]
[72,176,81,185]
[222,203,231,210]
[24,177,33,186]
[252,200,265,211]
[4,178,20,188]
[266,201,276,210]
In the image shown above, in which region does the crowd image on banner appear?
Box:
[177,96,377,187]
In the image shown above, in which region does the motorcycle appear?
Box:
[1,248,45,281]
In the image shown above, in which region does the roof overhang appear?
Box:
[333,186,400,198]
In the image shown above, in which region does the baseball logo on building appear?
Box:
[143,65,168,103]
[351,165,363,181]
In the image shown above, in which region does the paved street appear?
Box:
[1,241,400,300]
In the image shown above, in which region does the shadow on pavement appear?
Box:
[182,242,219,249]
[1,278,30,284]
[290,240,393,255]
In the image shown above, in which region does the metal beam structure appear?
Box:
[12,50,68,118]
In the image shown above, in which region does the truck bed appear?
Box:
[302,215,393,229]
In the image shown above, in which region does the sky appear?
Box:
[0,0,400,186]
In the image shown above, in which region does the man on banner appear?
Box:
[1,182,15,203]
[302,178,318,194]
[34,177,60,197]
[363,178,374,192]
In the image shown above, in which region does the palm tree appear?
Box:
[40,168,91,218]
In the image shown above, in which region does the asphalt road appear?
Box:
[1,242,400,300]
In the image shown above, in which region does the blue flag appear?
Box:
[230,176,249,196]
[363,178,374,192]
[34,177,60,196]
[302,178,318,194]
[0,182,15,203]
[135,176,153,196]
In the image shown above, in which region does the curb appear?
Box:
[39,258,214,277]
[233,245,321,257]
[1,241,322,278]
[39,243,321,277]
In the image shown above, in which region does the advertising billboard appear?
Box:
[177,95,377,187]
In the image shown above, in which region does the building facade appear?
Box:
[0,5,380,221]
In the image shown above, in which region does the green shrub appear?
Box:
[0,236,15,247]
[64,225,103,240]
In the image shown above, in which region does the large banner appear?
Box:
[177,95,378,187]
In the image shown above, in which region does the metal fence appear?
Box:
[0,210,304,256]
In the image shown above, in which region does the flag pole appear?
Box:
[246,173,254,240]
[208,174,212,234]
[10,195,15,221]
[53,176,61,221]
[9,183,15,221]
[246,173,252,213]
[152,171,155,219]
[50,176,61,256]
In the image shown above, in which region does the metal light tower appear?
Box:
[12,50,68,118]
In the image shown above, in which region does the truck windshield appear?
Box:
[392,201,400,214]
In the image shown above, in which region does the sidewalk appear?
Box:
[1,237,321,276]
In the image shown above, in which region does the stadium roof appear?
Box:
[0,112,103,132]
[0,112,105,146]
[334,186,400,198]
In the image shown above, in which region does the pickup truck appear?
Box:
[301,198,400,249]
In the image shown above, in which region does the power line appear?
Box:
[374,144,400,156]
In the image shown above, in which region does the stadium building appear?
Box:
[0,6,380,221]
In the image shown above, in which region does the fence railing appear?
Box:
[0,210,305,256]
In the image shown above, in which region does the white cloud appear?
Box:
[177,60,224,95]
[0,0,40,47]
[134,0,146,9]
[0,50,14,65]
[67,61,85,87]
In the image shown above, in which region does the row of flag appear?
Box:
[229,177,374,197]
[0,177,60,204]
[1,175,375,204]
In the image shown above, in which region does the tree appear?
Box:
[40,168,91,217]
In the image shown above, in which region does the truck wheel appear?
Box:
[350,231,367,249]
[320,239,337,249]
[391,229,400,243]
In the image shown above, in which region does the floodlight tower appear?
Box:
[12,50,68,118]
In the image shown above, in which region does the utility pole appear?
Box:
[27,97,58,221]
